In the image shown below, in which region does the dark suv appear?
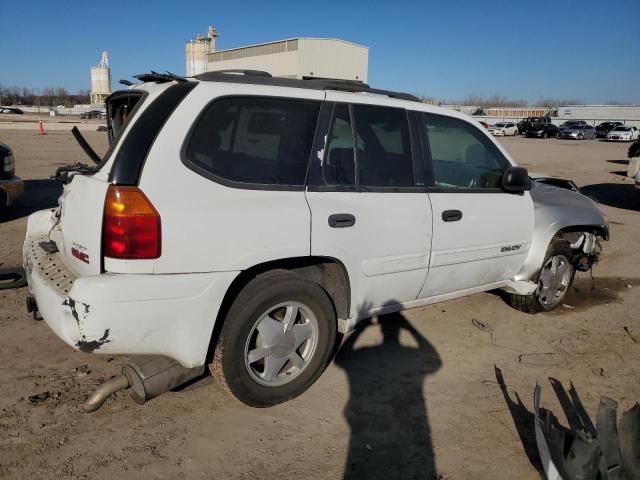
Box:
[517,116,551,134]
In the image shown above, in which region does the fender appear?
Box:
[514,182,608,282]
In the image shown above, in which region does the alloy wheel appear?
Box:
[244,301,319,387]
[537,255,572,309]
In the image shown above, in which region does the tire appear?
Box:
[507,238,575,314]
[543,132,547,139]
[211,270,337,407]
[0,267,27,290]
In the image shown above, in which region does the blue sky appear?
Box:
[1,0,638,104]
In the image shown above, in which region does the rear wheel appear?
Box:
[211,271,337,407]
[507,238,575,313]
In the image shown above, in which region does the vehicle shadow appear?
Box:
[580,183,639,212]
[334,308,442,480]
[0,179,61,223]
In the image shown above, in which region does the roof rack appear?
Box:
[194,70,420,103]
[134,71,188,83]
[205,69,273,77]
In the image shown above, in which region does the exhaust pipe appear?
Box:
[82,374,131,413]
[82,356,204,412]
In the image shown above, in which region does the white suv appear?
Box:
[23,71,608,409]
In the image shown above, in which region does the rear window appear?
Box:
[185,97,320,187]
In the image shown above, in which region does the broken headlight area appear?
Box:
[564,232,604,272]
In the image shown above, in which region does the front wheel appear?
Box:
[211,270,337,407]
[507,238,575,313]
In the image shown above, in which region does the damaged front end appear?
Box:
[566,231,604,273]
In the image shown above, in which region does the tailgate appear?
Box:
[51,175,109,276]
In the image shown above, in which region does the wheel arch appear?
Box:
[514,223,608,282]
[205,256,351,363]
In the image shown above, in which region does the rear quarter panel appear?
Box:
[107,82,325,274]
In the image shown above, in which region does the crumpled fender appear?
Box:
[514,182,608,282]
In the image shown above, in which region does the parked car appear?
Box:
[557,124,596,140]
[517,116,551,133]
[559,120,588,128]
[595,121,623,138]
[488,122,518,136]
[23,71,609,409]
[525,123,559,139]
[0,142,23,207]
[0,107,24,114]
[606,126,640,142]
[80,110,106,119]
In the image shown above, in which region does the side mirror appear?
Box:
[502,166,532,192]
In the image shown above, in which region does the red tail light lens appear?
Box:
[103,186,161,259]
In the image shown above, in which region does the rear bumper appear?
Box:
[23,209,239,368]
[0,175,23,205]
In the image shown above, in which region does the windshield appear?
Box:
[613,126,630,131]
[494,123,506,127]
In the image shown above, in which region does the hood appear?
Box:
[530,181,608,237]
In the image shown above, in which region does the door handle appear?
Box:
[328,213,356,228]
[442,210,462,222]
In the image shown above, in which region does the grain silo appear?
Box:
[186,26,218,76]
[90,52,111,105]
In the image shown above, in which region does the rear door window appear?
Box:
[352,105,414,188]
[185,97,320,187]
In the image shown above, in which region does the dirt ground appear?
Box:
[1,129,638,479]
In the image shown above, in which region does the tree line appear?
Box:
[417,94,587,108]
[0,85,91,107]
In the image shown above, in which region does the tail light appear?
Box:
[103,185,161,259]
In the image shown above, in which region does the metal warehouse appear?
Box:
[557,104,640,120]
[205,37,369,82]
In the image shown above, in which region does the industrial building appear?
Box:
[186,26,218,77]
[90,52,111,105]
[185,26,369,82]
[557,105,640,121]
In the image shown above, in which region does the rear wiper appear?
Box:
[71,126,101,165]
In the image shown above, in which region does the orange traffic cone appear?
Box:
[38,120,46,135]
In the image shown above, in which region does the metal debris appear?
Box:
[534,384,639,479]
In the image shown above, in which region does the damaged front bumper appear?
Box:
[23,209,239,368]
